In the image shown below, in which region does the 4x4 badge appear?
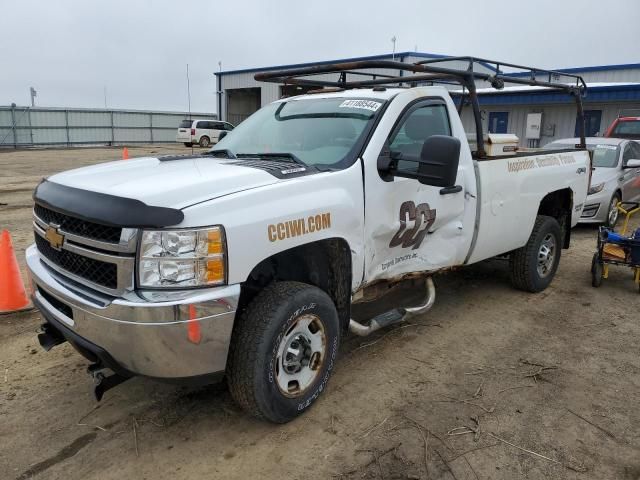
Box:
[45,225,65,250]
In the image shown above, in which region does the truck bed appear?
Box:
[466,149,591,264]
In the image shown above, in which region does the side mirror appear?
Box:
[415,135,461,187]
[624,159,640,169]
[378,135,461,187]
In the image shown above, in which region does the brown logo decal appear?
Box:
[268,213,331,242]
[389,201,436,250]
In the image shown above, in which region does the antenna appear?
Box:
[103,86,108,109]
[30,87,37,107]
[391,36,397,60]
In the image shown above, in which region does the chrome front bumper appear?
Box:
[26,244,239,380]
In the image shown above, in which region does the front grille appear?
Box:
[38,286,73,319]
[35,234,117,289]
[34,204,122,243]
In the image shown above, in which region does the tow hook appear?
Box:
[37,323,66,351]
[349,277,436,337]
[87,363,129,401]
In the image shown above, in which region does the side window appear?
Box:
[389,102,451,172]
[225,123,234,131]
[212,122,223,130]
[622,144,635,165]
[196,121,207,129]
[631,142,640,161]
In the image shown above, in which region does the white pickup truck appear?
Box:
[28,58,591,423]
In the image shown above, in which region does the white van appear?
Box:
[176,119,235,147]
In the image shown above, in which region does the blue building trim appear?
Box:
[215,51,497,77]
[468,84,640,106]
[505,62,640,78]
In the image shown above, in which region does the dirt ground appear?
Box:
[1,145,639,480]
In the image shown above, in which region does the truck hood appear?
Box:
[590,167,619,186]
[48,156,280,209]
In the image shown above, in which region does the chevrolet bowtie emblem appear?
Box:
[45,225,65,250]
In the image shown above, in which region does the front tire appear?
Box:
[509,215,562,293]
[604,194,621,228]
[227,281,340,423]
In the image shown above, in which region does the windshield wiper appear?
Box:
[236,152,307,166]
[205,149,236,159]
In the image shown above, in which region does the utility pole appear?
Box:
[30,87,37,107]
[186,64,192,119]
[103,86,108,108]
[391,36,397,60]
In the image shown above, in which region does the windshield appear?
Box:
[179,120,192,128]
[545,142,619,168]
[210,97,385,168]
[612,120,640,138]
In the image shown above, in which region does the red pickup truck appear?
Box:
[604,110,640,139]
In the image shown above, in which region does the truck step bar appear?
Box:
[349,277,436,336]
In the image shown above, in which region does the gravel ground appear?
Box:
[1,145,639,480]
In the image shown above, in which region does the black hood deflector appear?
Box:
[33,180,184,228]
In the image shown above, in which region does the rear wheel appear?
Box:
[199,136,210,148]
[509,215,562,293]
[604,194,621,228]
[227,281,340,423]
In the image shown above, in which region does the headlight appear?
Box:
[588,182,605,195]
[138,226,226,288]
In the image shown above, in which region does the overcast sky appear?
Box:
[1,0,638,113]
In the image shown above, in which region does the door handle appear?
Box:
[440,185,463,195]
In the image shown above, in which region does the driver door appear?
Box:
[621,142,640,202]
[362,98,474,284]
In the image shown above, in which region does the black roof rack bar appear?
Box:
[254,58,587,157]
[414,56,587,89]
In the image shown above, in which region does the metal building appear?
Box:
[215,53,640,146]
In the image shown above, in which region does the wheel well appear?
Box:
[239,238,352,331]
[537,188,572,249]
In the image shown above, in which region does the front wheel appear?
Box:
[227,281,340,423]
[509,215,562,293]
[604,194,621,228]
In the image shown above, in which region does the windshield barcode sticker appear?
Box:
[338,100,382,112]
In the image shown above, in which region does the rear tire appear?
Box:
[199,136,210,148]
[227,281,340,423]
[183,142,192,147]
[509,215,562,293]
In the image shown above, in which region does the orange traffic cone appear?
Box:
[0,230,30,313]
[122,147,129,160]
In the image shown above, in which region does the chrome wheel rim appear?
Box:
[608,198,619,226]
[275,314,326,398]
[537,233,556,278]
